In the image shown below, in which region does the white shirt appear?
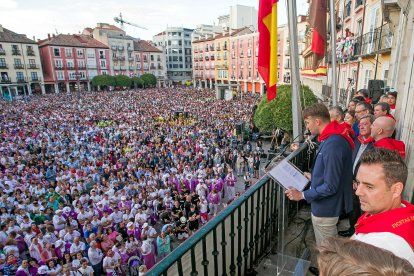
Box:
[53,215,66,230]
[70,241,86,254]
[88,247,104,266]
[103,253,120,273]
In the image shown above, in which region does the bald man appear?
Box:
[370,116,405,159]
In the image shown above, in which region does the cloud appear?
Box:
[2,0,18,9]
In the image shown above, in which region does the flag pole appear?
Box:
[329,0,338,105]
[287,0,303,141]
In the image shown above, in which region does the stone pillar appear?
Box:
[244,82,248,93]
[27,84,32,95]
[7,87,11,99]
[193,80,196,88]
[252,82,256,94]
[260,82,264,96]
[41,84,46,95]
[87,82,91,92]
[210,79,213,89]
[66,82,70,93]
[54,84,59,94]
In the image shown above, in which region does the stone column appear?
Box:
[260,82,264,96]
[244,82,248,93]
[54,84,59,94]
[41,84,46,95]
[27,84,32,95]
[66,82,70,93]
[252,82,256,94]
[87,82,91,92]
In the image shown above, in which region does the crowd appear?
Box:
[0,87,262,275]
[286,89,414,275]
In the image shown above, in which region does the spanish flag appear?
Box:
[258,0,278,102]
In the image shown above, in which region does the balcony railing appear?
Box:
[12,50,21,55]
[78,66,86,70]
[14,64,25,69]
[158,65,163,70]
[0,49,5,55]
[27,50,35,56]
[16,77,27,83]
[111,46,117,50]
[356,23,393,57]
[150,65,156,69]
[0,63,8,69]
[27,63,39,69]
[355,0,364,8]
[31,76,41,82]
[148,143,315,276]
[118,46,124,51]
[1,77,11,83]
[66,66,75,70]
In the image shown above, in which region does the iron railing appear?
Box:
[147,143,315,276]
[357,23,393,56]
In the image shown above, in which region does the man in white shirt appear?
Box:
[109,207,123,225]
[52,210,66,231]
[69,237,85,257]
[103,249,121,275]
[88,241,104,275]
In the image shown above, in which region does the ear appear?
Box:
[391,182,404,199]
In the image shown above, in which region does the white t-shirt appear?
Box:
[353,232,414,266]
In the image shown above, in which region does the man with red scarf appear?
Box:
[339,114,375,237]
[286,103,354,247]
[354,148,414,266]
[371,116,405,159]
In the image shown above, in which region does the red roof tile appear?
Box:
[38,34,109,48]
[133,40,161,52]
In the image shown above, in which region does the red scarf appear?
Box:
[374,138,406,159]
[318,121,355,150]
[355,200,414,248]
[340,122,355,138]
[357,135,374,145]
[390,104,396,109]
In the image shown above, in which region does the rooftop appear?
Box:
[0,25,37,44]
[38,34,109,48]
[133,40,162,53]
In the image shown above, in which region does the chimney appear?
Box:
[48,33,51,40]
[52,34,56,38]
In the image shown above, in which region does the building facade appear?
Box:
[38,34,110,93]
[153,27,193,85]
[192,36,216,89]
[83,23,135,77]
[133,40,167,87]
[218,5,258,31]
[229,30,265,94]
[0,25,45,99]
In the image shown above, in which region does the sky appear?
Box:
[0,0,308,41]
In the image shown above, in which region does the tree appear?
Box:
[91,75,116,89]
[140,73,157,88]
[131,77,143,89]
[254,85,318,133]
[114,75,132,88]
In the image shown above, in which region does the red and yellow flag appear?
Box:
[258,0,278,102]
[309,0,327,70]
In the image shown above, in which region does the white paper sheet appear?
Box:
[267,159,309,191]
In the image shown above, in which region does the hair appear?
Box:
[360,114,375,124]
[375,102,391,114]
[357,88,369,98]
[354,95,365,102]
[356,101,373,114]
[302,103,330,122]
[350,98,360,105]
[318,237,414,276]
[360,148,407,188]
[329,106,344,121]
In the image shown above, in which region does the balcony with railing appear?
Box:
[78,65,86,70]
[14,63,25,69]
[148,143,315,276]
[357,23,393,57]
[0,63,8,69]
[66,65,75,70]
[0,49,5,55]
[55,65,64,70]
[27,50,35,56]
[16,77,27,83]
[118,45,124,51]
[27,63,39,69]
[1,76,11,83]
[12,49,21,55]
[31,76,42,82]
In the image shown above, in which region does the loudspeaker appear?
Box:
[368,80,385,104]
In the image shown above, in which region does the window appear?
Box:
[26,45,34,56]
[29,59,35,65]
[363,69,372,89]
[100,60,106,68]
[14,58,22,66]
[57,71,64,80]
[137,63,141,70]
[99,50,105,59]
[78,60,85,68]
[65,49,72,57]
[16,72,24,81]
[55,60,63,68]
[383,69,389,87]
[77,49,83,57]
[67,61,74,69]
[31,72,38,81]
[54,48,61,57]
